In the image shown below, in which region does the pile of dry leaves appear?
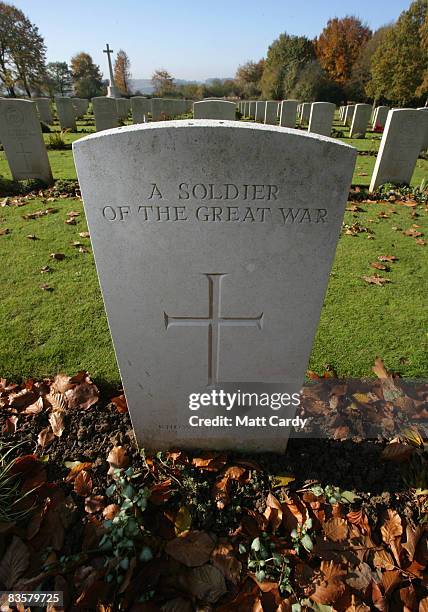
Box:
[0,361,427,611]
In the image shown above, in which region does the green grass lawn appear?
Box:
[0,114,427,386]
[0,195,426,386]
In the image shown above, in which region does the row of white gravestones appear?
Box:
[238,100,298,128]
[152,98,192,121]
[193,100,235,120]
[55,97,76,131]
[0,98,53,184]
[370,108,428,191]
[92,97,193,132]
[73,120,356,451]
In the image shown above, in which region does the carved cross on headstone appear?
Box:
[164,273,264,386]
[15,142,34,171]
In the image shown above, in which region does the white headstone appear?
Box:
[372,106,389,129]
[418,107,428,150]
[344,105,355,127]
[264,101,278,125]
[193,100,236,120]
[131,97,151,123]
[279,100,298,128]
[0,99,53,184]
[73,120,356,451]
[151,98,164,121]
[34,98,53,124]
[92,97,119,132]
[255,101,266,123]
[308,102,335,137]
[116,98,130,120]
[349,103,372,138]
[369,109,428,191]
[55,97,76,130]
[300,103,311,125]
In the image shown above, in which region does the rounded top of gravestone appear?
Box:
[73,119,357,152]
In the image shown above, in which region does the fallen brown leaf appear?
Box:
[74,470,93,497]
[111,394,128,413]
[211,539,242,584]
[165,530,215,567]
[0,536,30,588]
[362,274,391,285]
[48,411,65,437]
[84,495,105,514]
[37,426,55,448]
[107,446,130,475]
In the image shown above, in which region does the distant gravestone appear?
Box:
[418,108,428,150]
[308,102,335,136]
[264,101,277,125]
[344,105,355,127]
[151,98,164,121]
[279,100,298,128]
[300,103,311,125]
[372,106,389,129]
[92,97,119,132]
[116,98,130,120]
[73,120,356,451]
[349,103,372,138]
[163,99,183,118]
[255,101,266,122]
[369,109,428,191]
[72,98,85,119]
[73,98,89,118]
[0,99,53,184]
[193,100,236,120]
[131,97,151,123]
[55,97,76,130]
[34,98,53,124]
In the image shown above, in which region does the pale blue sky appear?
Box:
[18,0,410,81]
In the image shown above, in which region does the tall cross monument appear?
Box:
[103,43,121,98]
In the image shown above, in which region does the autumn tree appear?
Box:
[260,33,315,99]
[368,0,428,105]
[346,26,391,101]
[0,1,46,96]
[417,11,428,100]
[46,61,72,97]
[70,52,104,99]
[151,69,176,97]
[289,60,343,104]
[316,16,371,87]
[114,49,131,96]
[235,59,265,97]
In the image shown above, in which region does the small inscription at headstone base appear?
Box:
[73,120,356,451]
